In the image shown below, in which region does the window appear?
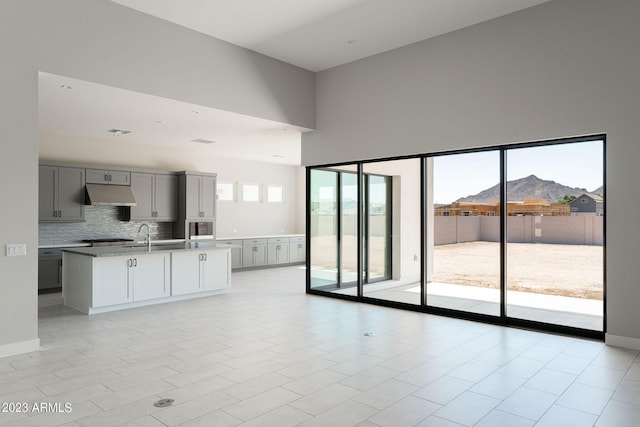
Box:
[242,184,261,202]
[582,198,588,204]
[216,182,236,201]
[267,185,285,203]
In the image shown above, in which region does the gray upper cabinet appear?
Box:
[181,173,216,220]
[129,172,177,221]
[39,165,85,222]
[86,168,130,185]
[154,174,178,221]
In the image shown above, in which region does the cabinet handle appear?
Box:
[134,258,137,267]
[58,210,62,217]
[53,210,57,217]
[128,259,132,267]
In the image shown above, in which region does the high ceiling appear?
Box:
[41,1,552,166]
[38,72,307,165]
[110,0,550,72]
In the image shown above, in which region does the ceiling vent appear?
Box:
[107,129,132,136]
[191,138,216,144]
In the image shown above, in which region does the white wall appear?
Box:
[0,0,314,355]
[303,0,640,347]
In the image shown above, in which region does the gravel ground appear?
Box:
[433,241,604,300]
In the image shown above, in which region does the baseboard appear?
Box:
[605,333,640,350]
[0,338,40,359]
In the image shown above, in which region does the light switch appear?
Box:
[6,243,27,256]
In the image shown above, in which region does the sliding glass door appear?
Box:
[426,151,501,316]
[362,159,420,305]
[309,165,393,296]
[308,135,605,337]
[309,169,338,290]
[505,141,604,330]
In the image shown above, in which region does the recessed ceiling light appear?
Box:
[346,40,356,45]
[272,154,285,158]
[191,110,200,114]
[191,138,216,144]
[107,129,132,136]
[59,84,72,90]
[155,120,165,124]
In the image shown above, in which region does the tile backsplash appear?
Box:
[39,206,173,245]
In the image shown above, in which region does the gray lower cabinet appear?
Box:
[38,248,62,290]
[129,172,177,221]
[219,236,305,270]
[218,240,242,269]
[268,237,290,265]
[242,239,267,267]
[39,165,85,222]
[289,236,306,263]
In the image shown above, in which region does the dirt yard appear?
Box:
[433,241,604,300]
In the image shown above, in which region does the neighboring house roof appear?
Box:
[570,193,604,203]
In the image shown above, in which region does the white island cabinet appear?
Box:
[63,246,230,314]
[92,253,169,307]
[171,249,230,296]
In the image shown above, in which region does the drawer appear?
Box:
[268,237,290,245]
[38,248,62,259]
[218,240,241,246]
[243,238,267,246]
[289,236,305,242]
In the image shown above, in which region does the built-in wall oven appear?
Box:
[188,221,214,240]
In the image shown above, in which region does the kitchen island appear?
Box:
[62,241,231,314]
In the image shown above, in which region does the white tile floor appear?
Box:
[1,266,639,426]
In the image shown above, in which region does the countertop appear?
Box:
[217,234,304,240]
[39,242,92,249]
[62,240,225,257]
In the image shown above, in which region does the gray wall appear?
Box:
[0,0,314,354]
[303,0,640,343]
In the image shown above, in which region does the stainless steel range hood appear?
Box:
[85,184,137,206]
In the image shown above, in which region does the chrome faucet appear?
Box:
[138,223,151,251]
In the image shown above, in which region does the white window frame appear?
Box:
[266,185,286,203]
[216,181,237,202]
[242,183,262,203]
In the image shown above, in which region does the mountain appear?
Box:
[456,175,588,203]
[591,186,603,196]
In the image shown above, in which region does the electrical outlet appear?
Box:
[6,243,27,256]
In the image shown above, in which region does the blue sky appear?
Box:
[434,140,604,203]
[314,140,604,205]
